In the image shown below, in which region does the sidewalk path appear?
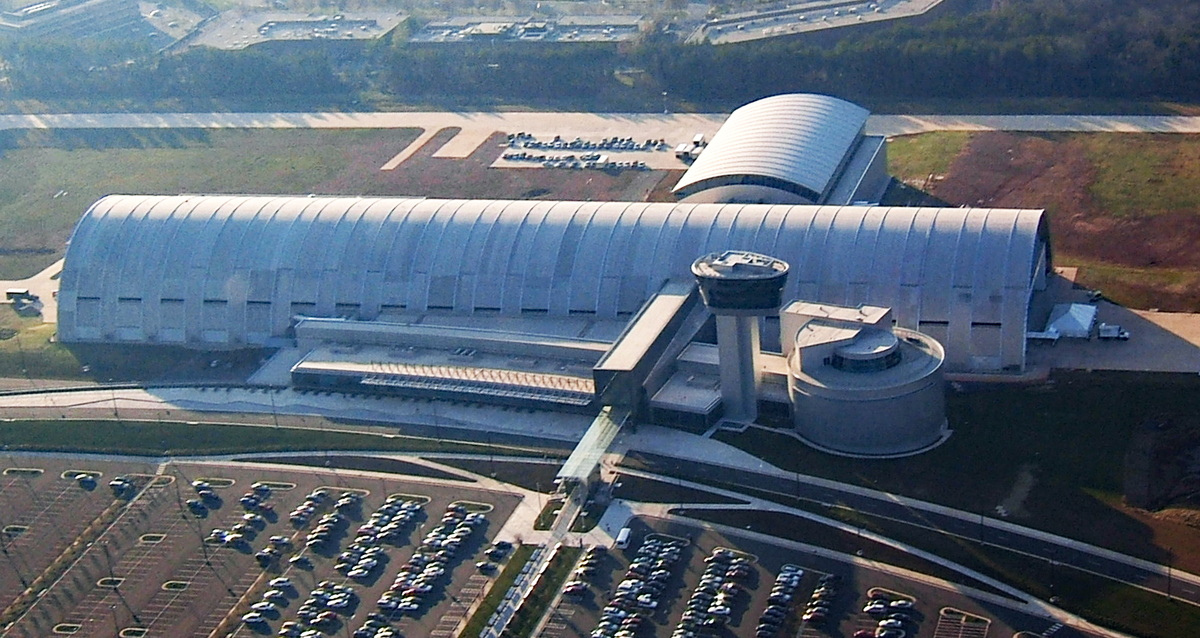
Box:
[867,114,1200,136]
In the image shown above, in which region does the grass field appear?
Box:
[887,131,1200,220]
[0,128,420,279]
[1059,253,1200,311]
[889,130,1200,311]
[713,371,1200,568]
[0,306,82,378]
[0,418,560,457]
[1079,134,1200,218]
[886,131,974,184]
[432,458,560,493]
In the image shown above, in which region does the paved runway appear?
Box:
[4,111,1198,136]
[2,111,1198,171]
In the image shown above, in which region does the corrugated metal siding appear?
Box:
[672,94,869,200]
[58,195,1049,372]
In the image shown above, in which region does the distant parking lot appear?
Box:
[0,456,520,638]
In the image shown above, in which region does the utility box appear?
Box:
[1097,323,1130,341]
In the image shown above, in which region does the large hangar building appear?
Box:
[53,93,1054,452]
[59,195,1050,375]
[672,93,890,206]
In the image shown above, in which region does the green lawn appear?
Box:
[458,544,537,638]
[0,419,558,457]
[886,131,973,184]
[1058,252,1200,311]
[0,128,420,278]
[0,306,82,378]
[502,545,583,638]
[1078,133,1200,217]
[713,371,1200,565]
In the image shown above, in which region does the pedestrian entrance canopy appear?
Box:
[1045,303,1097,339]
[557,405,628,484]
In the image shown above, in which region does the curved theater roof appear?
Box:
[58,195,1050,372]
[672,93,870,202]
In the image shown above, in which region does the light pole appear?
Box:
[0,520,29,587]
[1167,546,1173,600]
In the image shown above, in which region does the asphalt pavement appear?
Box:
[615,450,1200,607]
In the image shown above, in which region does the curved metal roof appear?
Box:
[672,94,869,201]
[58,195,1050,372]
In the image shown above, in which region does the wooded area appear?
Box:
[0,0,1197,110]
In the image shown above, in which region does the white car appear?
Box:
[327,595,351,609]
[241,612,265,624]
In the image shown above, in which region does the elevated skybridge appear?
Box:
[556,405,629,485]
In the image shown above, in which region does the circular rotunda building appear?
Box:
[783,302,947,457]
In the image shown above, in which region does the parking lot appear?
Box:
[0,458,160,621]
[541,516,1061,638]
[0,456,521,638]
[0,453,1104,638]
[491,132,685,172]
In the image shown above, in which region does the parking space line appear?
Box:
[934,607,991,638]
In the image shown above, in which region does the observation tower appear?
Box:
[691,251,790,423]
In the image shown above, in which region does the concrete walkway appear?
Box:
[867,114,1200,136]
[3,111,1198,137]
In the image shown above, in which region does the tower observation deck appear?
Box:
[691,251,790,423]
[691,251,790,314]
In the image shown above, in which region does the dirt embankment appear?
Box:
[926,132,1200,310]
[1125,418,1200,524]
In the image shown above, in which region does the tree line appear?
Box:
[0,0,1197,109]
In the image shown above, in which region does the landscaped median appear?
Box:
[0,419,564,458]
[458,544,536,638]
[500,545,583,638]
